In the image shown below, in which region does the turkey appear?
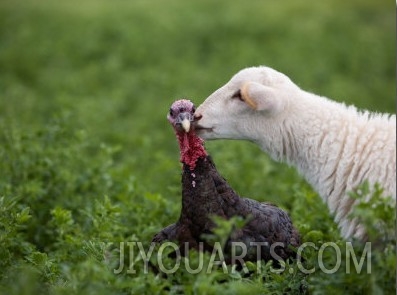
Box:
[152,99,300,263]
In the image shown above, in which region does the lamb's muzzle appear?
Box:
[193,115,213,133]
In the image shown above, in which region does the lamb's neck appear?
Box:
[256,92,356,204]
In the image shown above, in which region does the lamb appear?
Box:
[152,99,300,264]
[194,66,396,240]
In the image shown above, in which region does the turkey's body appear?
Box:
[152,99,300,263]
[153,155,300,262]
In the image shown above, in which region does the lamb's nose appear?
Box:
[194,113,203,121]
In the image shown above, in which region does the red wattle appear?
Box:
[176,130,207,170]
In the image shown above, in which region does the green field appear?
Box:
[0,0,395,294]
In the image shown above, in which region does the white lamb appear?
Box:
[195,66,396,240]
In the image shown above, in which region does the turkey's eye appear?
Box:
[192,106,196,113]
[169,108,174,116]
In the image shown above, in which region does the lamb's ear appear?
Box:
[240,82,280,113]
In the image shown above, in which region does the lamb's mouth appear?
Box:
[193,114,213,132]
[194,124,213,133]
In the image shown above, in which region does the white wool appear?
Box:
[196,66,396,240]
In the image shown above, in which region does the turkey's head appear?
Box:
[167,99,196,133]
[168,99,207,169]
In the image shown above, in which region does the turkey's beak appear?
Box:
[181,118,191,133]
[177,112,192,133]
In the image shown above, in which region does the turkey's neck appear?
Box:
[176,130,207,170]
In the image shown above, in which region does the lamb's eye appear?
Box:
[231,89,243,101]
[169,108,174,116]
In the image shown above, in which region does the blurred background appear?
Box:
[0,0,393,192]
[0,0,395,292]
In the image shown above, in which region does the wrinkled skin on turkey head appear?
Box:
[167,99,207,170]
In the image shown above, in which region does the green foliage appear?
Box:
[307,183,396,294]
[348,182,396,243]
[0,0,394,293]
[202,215,248,249]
